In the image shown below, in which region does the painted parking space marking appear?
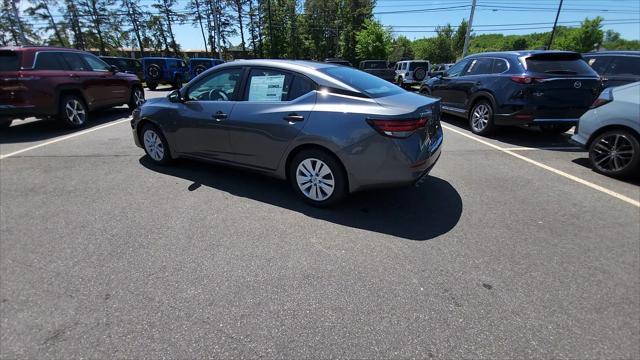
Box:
[500,146,583,151]
[0,118,131,160]
[442,124,640,208]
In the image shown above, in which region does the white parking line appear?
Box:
[442,124,640,208]
[0,118,131,160]
[501,146,583,151]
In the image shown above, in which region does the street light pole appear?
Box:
[548,0,564,50]
[462,0,476,58]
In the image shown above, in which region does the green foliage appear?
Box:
[388,35,413,62]
[355,18,393,60]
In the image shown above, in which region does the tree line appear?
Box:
[1,0,637,65]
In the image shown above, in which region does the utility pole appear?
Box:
[547,0,564,50]
[10,0,28,45]
[267,0,274,58]
[462,0,476,58]
[213,0,223,59]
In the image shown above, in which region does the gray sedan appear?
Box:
[131,60,443,206]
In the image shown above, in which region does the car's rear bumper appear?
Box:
[494,107,588,126]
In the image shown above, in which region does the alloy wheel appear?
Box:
[471,104,490,132]
[134,88,145,106]
[592,133,635,173]
[64,99,86,125]
[296,158,335,202]
[143,129,165,161]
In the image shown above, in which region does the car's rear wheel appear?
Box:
[58,95,87,128]
[141,124,172,165]
[289,149,347,207]
[589,129,640,178]
[128,87,145,109]
[396,77,405,89]
[469,100,495,136]
[540,124,573,134]
[147,82,157,91]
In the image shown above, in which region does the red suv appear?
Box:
[0,46,144,129]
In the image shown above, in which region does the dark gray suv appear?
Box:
[131,60,443,206]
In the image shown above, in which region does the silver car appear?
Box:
[394,60,430,89]
[131,60,443,206]
[572,82,640,178]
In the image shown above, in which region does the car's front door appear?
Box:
[174,67,244,161]
[431,59,470,111]
[60,52,109,109]
[225,68,316,170]
[454,57,493,109]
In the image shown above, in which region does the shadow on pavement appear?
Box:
[140,157,463,241]
[571,157,640,185]
[441,115,584,152]
[0,107,131,145]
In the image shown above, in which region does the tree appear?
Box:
[123,0,148,56]
[62,0,85,49]
[355,18,392,60]
[570,16,604,52]
[26,0,67,46]
[1,0,39,45]
[152,0,185,56]
[227,0,247,52]
[389,35,413,62]
[77,0,117,54]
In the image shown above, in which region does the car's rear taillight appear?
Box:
[591,88,613,108]
[510,75,546,84]
[367,117,428,138]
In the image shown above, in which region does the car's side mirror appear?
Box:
[168,89,183,103]
[109,65,118,74]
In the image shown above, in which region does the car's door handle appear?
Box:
[213,111,227,121]
[283,113,304,122]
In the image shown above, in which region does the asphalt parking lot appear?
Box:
[1,88,638,358]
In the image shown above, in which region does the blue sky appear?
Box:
[173,0,639,50]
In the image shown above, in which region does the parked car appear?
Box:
[324,58,352,66]
[0,46,144,129]
[141,57,190,90]
[100,56,143,80]
[421,51,602,135]
[359,60,395,82]
[395,60,430,89]
[571,82,640,178]
[189,57,224,78]
[583,51,640,88]
[428,63,453,78]
[131,60,443,206]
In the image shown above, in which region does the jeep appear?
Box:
[142,57,190,90]
[394,60,430,89]
[0,46,143,129]
[189,58,224,78]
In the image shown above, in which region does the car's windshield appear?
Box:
[0,51,20,71]
[319,66,404,98]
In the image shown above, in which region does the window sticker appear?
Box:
[249,74,286,101]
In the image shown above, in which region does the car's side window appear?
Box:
[606,57,640,76]
[491,58,509,73]
[60,53,89,71]
[187,68,243,101]
[82,54,110,72]
[288,75,316,100]
[445,59,469,78]
[586,56,612,74]
[34,52,68,70]
[245,68,292,102]
[465,58,492,75]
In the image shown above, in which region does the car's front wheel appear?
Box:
[589,129,640,178]
[58,95,88,128]
[141,124,172,165]
[128,87,145,109]
[469,100,495,136]
[289,149,347,207]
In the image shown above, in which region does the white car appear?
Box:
[394,60,430,89]
[572,82,640,178]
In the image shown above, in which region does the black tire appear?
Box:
[288,149,347,207]
[128,86,145,109]
[589,129,640,178]
[468,100,495,136]
[540,124,574,134]
[173,76,183,89]
[419,86,431,96]
[396,77,405,89]
[147,82,157,91]
[57,95,88,128]
[141,124,172,165]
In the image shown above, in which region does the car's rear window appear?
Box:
[319,66,403,98]
[409,62,429,71]
[525,55,595,75]
[0,51,21,71]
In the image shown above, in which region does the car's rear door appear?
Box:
[174,67,243,161]
[59,52,109,109]
[80,53,129,104]
[225,68,316,170]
